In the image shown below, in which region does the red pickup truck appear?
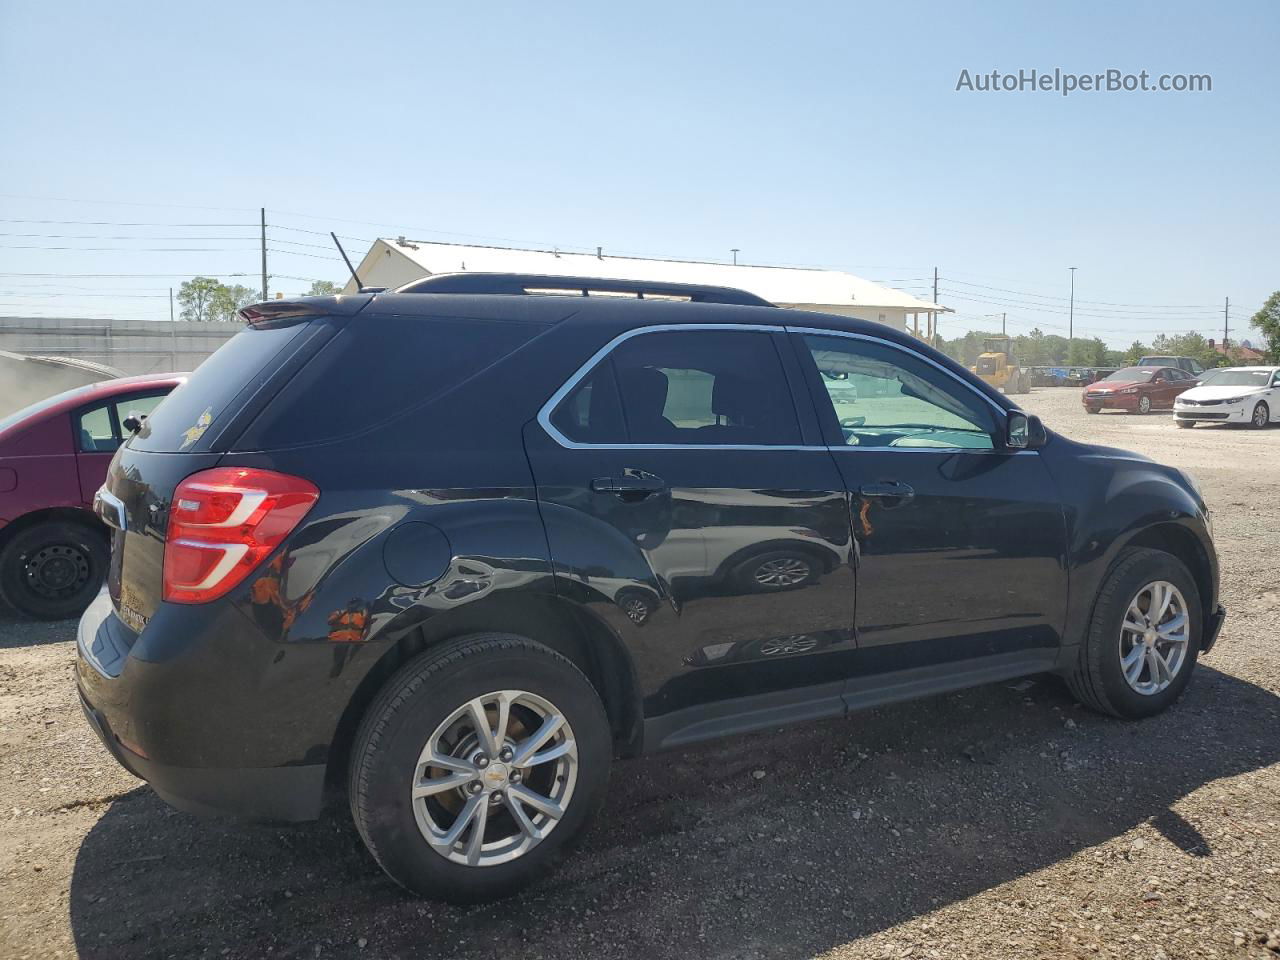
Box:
[0,373,185,619]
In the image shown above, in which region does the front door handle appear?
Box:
[591,473,666,500]
[859,480,914,501]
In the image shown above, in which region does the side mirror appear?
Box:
[122,414,144,434]
[1006,412,1048,450]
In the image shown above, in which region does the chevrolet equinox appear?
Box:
[77,273,1225,901]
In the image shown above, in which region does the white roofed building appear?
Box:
[343,239,948,335]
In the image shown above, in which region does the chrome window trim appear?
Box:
[536,322,1031,455]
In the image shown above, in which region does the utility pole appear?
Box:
[169,287,174,322]
[1064,267,1075,345]
[260,207,269,301]
[1002,313,1006,335]
[932,266,940,344]
[730,248,739,265]
[1223,296,1230,352]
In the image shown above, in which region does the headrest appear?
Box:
[620,366,669,414]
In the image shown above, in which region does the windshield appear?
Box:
[1103,367,1155,382]
[1139,357,1177,366]
[1202,370,1273,388]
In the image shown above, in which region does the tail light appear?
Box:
[163,467,319,604]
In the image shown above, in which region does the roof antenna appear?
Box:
[331,232,365,291]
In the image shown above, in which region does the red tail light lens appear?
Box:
[163,467,319,604]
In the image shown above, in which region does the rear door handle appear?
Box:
[591,473,666,499]
[859,481,914,501]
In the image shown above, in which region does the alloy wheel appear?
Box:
[1138,395,1152,414]
[1253,403,1269,428]
[760,634,820,657]
[753,556,811,587]
[1118,580,1190,696]
[412,690,578,867]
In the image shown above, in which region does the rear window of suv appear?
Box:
[131,321,308,452]
[233,313,545,450]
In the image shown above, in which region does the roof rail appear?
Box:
[394,272,774,307]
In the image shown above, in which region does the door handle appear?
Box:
[591,473,666,499]
[859,481,914,501]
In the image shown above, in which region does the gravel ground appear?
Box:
[1,388,1278,960]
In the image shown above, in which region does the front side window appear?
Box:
[548,328,801,446]
[800,334,996,450]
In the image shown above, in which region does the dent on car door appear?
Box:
[791,330,1070,678]
[524,325,857,734]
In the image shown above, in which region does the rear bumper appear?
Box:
[77,688,324,820]
[75,589,332,822]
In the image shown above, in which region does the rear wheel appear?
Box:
[1251,401,1270,429]
[1065,547,1200,719]
[349,634,611,902]
[0,520,108,620]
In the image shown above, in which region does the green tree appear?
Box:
[1067,339,1094,366]
[209,283,260,322]
[176,276,222,322]
[1123,340,1149,365]
[305,280,343,297]
[1250,291,1280,362]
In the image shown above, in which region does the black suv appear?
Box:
[77,273,1225,901]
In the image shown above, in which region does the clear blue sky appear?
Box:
[1,0,1276,347]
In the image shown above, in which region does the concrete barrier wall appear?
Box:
[0,316,240,376]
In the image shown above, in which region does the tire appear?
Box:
[0,520,108,620]
[1251,401,1269,429]
[1065,547,1201,720]
[349,633,611,902]
[1137,395,1152,414]
[733,549,818,592]
[1175,419,1195,429]
[1085,406,1101,415]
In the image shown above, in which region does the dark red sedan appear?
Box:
[1081,365,1196,415]
[0,373,185,618]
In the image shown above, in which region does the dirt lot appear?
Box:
[2,388,1278,960]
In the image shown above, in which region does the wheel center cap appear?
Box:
[1144,629,1157,646]
[482,762,510,790]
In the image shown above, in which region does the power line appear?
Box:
[0,245,264,252]
[941,276,1230,309]
[0,219,256,227]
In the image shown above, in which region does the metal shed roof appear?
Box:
[352,239,948,313]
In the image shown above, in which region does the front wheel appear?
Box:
[1175,419,1195,429]
[734,550,818,592]
[1136,395,1152,414]
[0,520,108,620]
[1085,406,1101,415]
[1065,547,1201,719]
[1251,401,1270,429]
[349,634,611,902]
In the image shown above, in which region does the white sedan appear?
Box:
[1174,365,1280,428]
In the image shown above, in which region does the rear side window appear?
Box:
[235,314,545,449]
[132,322,307,452]
[548,329,801,446]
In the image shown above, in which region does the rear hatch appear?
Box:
[99,305,353,630]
